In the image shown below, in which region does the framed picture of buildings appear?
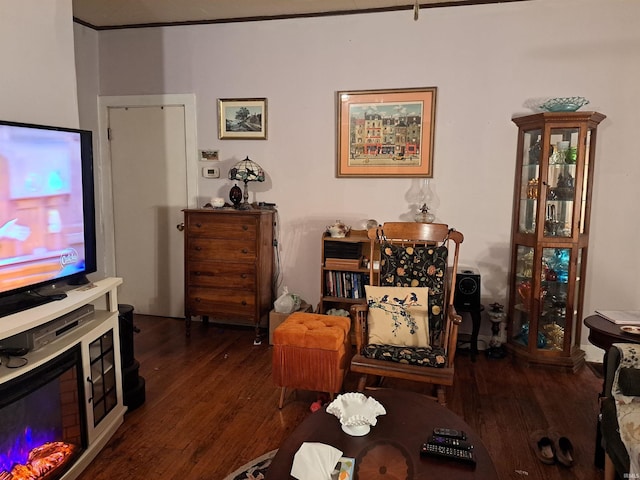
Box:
[336,87,437,177]
[218,98,267,139]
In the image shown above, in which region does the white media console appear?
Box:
[0,277,126,480]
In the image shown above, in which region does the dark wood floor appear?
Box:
[77,315,606,480]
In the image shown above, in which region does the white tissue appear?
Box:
[290,442,343,480]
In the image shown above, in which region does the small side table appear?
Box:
[457,304,484,362]
[584,314,639,353]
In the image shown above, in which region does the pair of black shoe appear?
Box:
[531,430,575,467]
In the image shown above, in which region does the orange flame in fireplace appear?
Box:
[0,442,77,480]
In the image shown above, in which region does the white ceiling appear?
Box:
[72,0,526,29]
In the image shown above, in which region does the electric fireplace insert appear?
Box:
[0,346,86,480]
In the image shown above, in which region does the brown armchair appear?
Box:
[350,222,464,406]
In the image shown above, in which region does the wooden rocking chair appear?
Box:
[350,222,464,406]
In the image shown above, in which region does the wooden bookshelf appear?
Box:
[319,229,378,314]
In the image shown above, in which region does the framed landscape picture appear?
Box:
[218,98,267,139]
[336,87,437,177]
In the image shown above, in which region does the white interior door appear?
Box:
[107,104,189,317]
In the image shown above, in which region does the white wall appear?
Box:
[82,0,640,359]
[0,0,79,128]
[0,1,112,283]
[73,24,109,279]
[0,1,109,282]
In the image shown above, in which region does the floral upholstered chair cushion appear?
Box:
[364,286,430,347]
[379,242,448,346]
[362,343,447,368]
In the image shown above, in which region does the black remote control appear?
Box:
[433,427,467,440]
[429,435,474,451]
[421,442,476,466]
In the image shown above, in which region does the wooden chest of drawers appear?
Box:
[183,208,275,343]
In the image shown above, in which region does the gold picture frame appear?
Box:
[218,98,267,140]
[336,87,437,177]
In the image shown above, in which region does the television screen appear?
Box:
[0,120,97,315]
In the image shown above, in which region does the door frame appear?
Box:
[97,94,199,277]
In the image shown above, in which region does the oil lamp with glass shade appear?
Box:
[414,179,438,223]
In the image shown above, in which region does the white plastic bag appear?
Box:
[274,287,301,314]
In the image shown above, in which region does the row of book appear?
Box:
[324,271,370,299]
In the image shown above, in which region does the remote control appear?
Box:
[429,435,474,451]
[420,443,476,466]
[433,427,467,440]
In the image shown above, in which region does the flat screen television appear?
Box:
[0,120,97,317]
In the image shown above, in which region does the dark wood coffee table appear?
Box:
[265,389,498,480]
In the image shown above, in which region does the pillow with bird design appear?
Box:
[365,285,430,348]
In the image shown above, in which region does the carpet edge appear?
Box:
[222,449,278,480]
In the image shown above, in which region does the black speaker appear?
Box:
[454,269,481,311]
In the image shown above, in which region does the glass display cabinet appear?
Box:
[507,111,606,370]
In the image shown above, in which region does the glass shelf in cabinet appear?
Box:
[548,162,577,169]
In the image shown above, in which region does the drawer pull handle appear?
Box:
[241,273,247,279]
[242,248,248,254]
[241,300,247,306]
[195,246,202,251]
[196,223,202,228]
[242,225,248,231]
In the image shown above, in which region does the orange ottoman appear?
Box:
[272,312,351,408]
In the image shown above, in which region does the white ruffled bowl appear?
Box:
[326,392,386,436]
